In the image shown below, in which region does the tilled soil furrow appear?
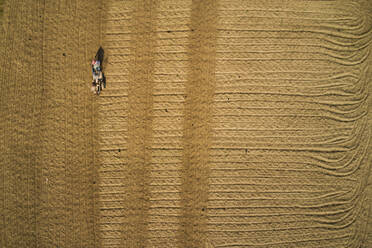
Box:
[0,0,100,247]
[122,0,155,246]
[98,0,133,247]
[177,1,217,247]
[207,1,372,247]
[0,1,43,246]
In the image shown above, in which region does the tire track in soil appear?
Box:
[178,1,217,247]
[97,0,155,247]
[122,0,155,247]
[146,1,191,246]
[97,0,133,247]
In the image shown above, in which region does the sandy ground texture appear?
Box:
[0,0,4,23]
[0,0,101,247]
[1,0,372,247]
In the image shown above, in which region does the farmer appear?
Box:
[91,60,101,95]
[92,60,101,72]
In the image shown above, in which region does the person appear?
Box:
[93,70,99,82]
[91,60,98,95]
[91,59,104,95]
[92,60,101,72]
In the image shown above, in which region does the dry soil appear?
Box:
[1,0,372,248]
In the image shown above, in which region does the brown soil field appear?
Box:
[1,0,372,247]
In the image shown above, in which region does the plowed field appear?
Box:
[1,0,372,247]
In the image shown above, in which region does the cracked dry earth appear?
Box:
[1,0,372,247]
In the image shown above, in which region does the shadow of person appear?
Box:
[95,46,104,67]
